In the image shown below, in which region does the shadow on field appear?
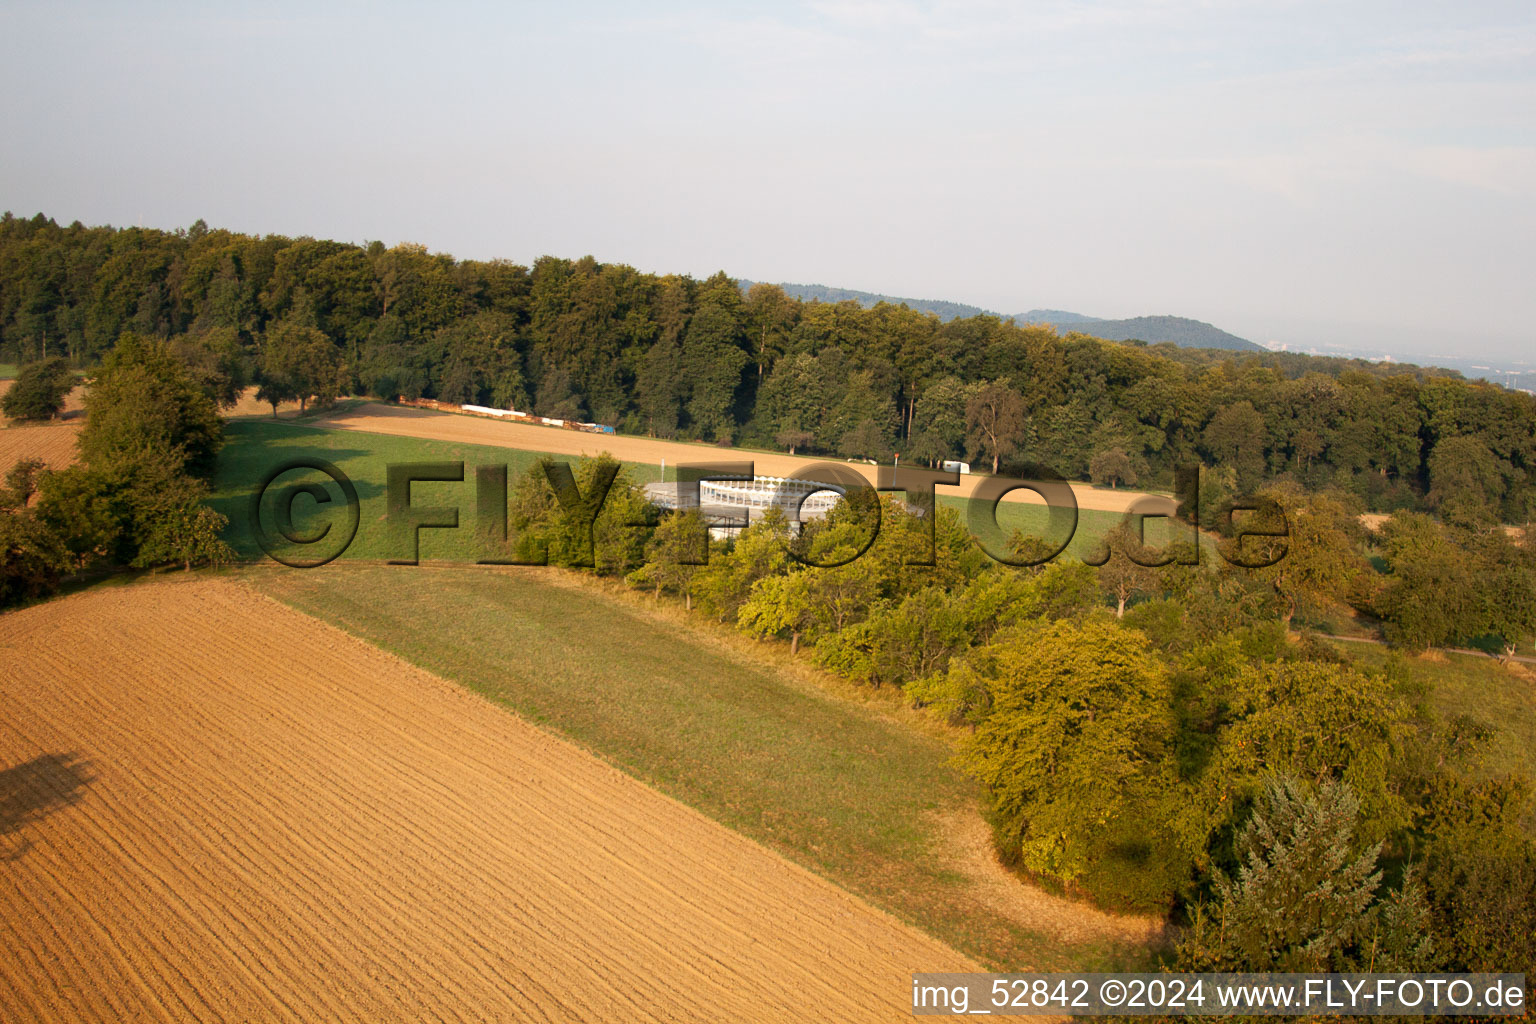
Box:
[0,752,95,860]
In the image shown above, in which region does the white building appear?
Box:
[644,476,846,538]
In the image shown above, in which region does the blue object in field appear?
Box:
[598,424,615,434]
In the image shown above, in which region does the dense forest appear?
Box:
[3,211,1533,524]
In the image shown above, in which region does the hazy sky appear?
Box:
[2,1,1533,359]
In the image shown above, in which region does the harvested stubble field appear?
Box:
[0,576,977,1023]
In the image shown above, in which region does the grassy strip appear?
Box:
[245,561,1151,972]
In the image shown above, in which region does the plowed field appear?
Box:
[0,379,83,473]
[0,421,79,474]
[0,577,974,1023]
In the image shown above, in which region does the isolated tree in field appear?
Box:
[1089,447,1137,488]
[1181,776,1380,971]
[2,357,73,421]
[965,380,1026,474]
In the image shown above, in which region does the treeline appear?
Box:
[0,336,234,606]
[3,211,1535,524]
[503,455,1535,977]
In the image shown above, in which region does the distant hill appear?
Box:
[740,281,995,322]
[741,281,1263,352]
[1012,308,1096,325]
[1025,314,1264,352]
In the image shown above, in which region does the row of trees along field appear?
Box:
[505,454,1535,977]
[3,212,1535,525]
[0,337,234,606]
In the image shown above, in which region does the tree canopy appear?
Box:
[4,211,1534,518]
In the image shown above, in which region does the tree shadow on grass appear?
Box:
[0,752,95,861]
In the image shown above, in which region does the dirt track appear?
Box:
[0,577,975,1023]
[308,402,1162,514]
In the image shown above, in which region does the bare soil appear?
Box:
[0,380,85,475]
[0,421,80,475]
[0,576,977,1023]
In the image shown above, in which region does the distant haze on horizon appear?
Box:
[2,1,1532,361]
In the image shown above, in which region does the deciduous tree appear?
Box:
[965,380,1026,474]
[1,357,73,421]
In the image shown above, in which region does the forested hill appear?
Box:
[747,282,1262,351]
[1048,315,1262,352]
[3,211,1533,523]
[740,281,995,322]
